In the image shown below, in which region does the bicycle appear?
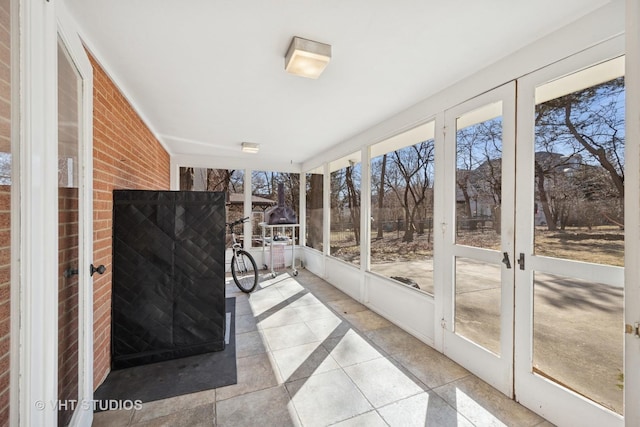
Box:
[226,216,259,293]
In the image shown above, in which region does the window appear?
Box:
[534,58,625,266]
[305,170,323,251]
[369,122,435,293]
[250,171,300,247]
[179,166,244,223]
[329,153,361,265]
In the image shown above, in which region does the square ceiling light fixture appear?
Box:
[241,142,260,153]
[285,36,331,79]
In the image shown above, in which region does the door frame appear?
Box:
[441,81,516,398]
[624,2,640,426]
[513,36,625,427]
[15,1,94,425]
[57,3,95,425]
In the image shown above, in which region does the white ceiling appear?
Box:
[64,0,611,166]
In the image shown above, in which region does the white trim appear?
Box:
[299,172,306,248]
[19,0,58,425]
[359,145,371,292]
[322,163,330,258]
[56,2,95,426]
[243,169,252,250]
[67,22,172,157]
[625,0,640,425]
[432,111,446,353]
[9,0,20,423]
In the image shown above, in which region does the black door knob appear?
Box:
[90,264,106,276]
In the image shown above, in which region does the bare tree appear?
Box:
[376,154,387,239]
[345,163,360,242]
[386,141,435,242]
[306,173,323,249]
[535,77,625,229]
[179,167,194,190]
[455,118,503,230]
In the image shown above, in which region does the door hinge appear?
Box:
[625,323,640,338]
[440,318,447,329]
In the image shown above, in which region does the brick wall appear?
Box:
[89,53,170,388]
[58,187,79,426]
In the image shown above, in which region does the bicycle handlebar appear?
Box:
[226,216,250,229]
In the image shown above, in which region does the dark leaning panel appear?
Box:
[111,190,226,369]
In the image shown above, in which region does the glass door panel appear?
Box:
[57,39,81,427]
[531,57,625,414]
[454,101,505,354]
[455,257,502,355]
[533,272,623,413]
[442,82,515,397]
[515,50,625,427]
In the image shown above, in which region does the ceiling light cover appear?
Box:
[285,36,331,79]
[241,142,260,153]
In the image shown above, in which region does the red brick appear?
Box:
[88,52,169,391]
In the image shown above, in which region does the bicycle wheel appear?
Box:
[231,250,258,293]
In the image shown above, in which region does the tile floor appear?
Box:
[92,269,552,427]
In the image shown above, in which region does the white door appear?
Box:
[441,82,516,397]
[57,7,95,426]
[514,45,625,426]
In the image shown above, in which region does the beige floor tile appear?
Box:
[286,369,373,427]
[234,299,253,316]
[129,403,214,427]
[434,375,545,427]
[322,329,384,368]
[274,281,308,300]
[343,357,426,408]
[256,306,304,329]
[234,313,258,334]
[92,408,134,427]
[326,298,368,316]
[261,322,320,351]
[286,292,323,308]
[235,330,268,358]
[216,352,281,401]
[272,341,340,382]
[330,411,388,427]
[364,324,428,357]
[305,287,349,303]
[247,293,287,316]
[305,316,352,341]
[343,310,392,332]
[216,386,299,427]
[377,392,474,427]
[131,389,216,424]
[391,345,469,389]
[293,302,339,322]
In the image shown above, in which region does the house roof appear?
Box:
[228,193,276,206]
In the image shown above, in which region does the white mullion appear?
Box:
[323,163,330,261]
[19,0,59,425]
[243,169,252,250]
[9,0,20,423]
[359,146,371,302]
[360,146,371,274]
[625,1,640,426]
[298,172,306,248]
[432,110,446,352]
